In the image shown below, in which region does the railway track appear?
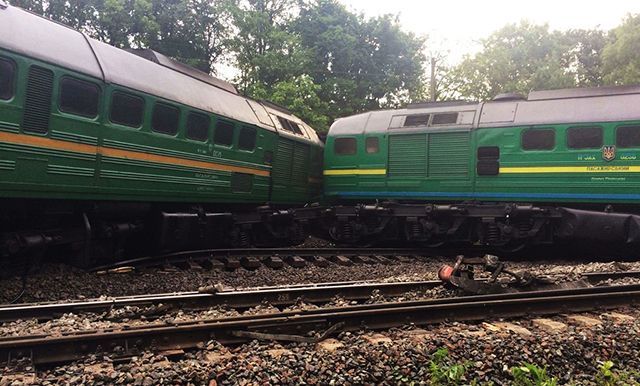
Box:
[3,270,640,366]
[4,269,638,323]
[1,282,639,366]
[90,247,446,272]
[0,280,440,322]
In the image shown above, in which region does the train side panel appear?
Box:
[474,121,640,204]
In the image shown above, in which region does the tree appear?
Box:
[147,0,234,73]
[446,22,578,101]
[295,0,426,123]
[250,75,331,130]
[12,0,231,73]
[602,14,640,85]
[229,0,309,92]
[562,29,607,87]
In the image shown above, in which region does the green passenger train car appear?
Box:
[0,5,323,263]
[323,87,640,250]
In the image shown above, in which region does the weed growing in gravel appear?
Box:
[595,360,640,386]
[428,347,469,385]
[418,348,640,385]
[510,363,558,386]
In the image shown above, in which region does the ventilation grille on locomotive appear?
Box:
[22,66,54,133]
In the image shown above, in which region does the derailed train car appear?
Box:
[0,4,323,264]
[323,87,640,251]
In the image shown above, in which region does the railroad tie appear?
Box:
[263,255,284,269]
[303,255,330,267]
[285,255,306,268]
[330,255,354,266]
[240,256,261,270]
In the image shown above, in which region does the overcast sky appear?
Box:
[341,0,640,64]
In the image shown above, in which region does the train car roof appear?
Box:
[328,102,478,136]
[479,85,640,128]
[127,49,238,94]
[329,85,640,136]
[0,5,104,79]
[0,5,321,139]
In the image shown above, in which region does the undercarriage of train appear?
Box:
[0,199,317,268]
[4,198,640,270]
[321,201,640,253]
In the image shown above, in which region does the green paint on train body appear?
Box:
[324,106,640,205]
[0,47,323,207]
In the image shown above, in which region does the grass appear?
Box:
[419,348,640,385]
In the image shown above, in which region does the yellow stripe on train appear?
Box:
[500,165,640,174]
[323,169,387,176]
[0,131,270,177]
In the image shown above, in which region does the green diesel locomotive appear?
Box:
[323,87,640,250]
[0,4,323,264]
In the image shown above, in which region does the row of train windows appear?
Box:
[333,125,640,156]
[64,78,257,149]
[0,58,257,150]
[522,126,640,150]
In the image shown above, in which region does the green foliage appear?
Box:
[428,347,468,385]
[562,28,608,87]
[230,0,310,91]
[446,22,607,101]
[511,363,557,386]
[12,0,233,73]
[603,14,640,86]
[595,360,640,386]
[295,0,426,124]
[248,75,330,131]
[597,360,618,386]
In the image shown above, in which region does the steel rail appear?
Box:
[0,280,441,323]
[582,270,640,282]
[2,283,640,365]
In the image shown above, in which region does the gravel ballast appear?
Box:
[2,307,639,385]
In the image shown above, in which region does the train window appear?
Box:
[335,137,356,155]
[110,92,144,128]
[186,112,210,141]
[59,77,100,118]
[477,146,500,176]
[276,117,292,132]
[404,114,430,127]
[289,122,304,135]
[152,103,179,135]
[238,126,257,151]
[567,126,602,149]
[214,120,234,146]
[277,116,304,135]
[477,146,500,159]
[365,137,379,153]
[0,57,16,100]
[431,113,458,126]
[616,125,640,148]
[522,128,555,150]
